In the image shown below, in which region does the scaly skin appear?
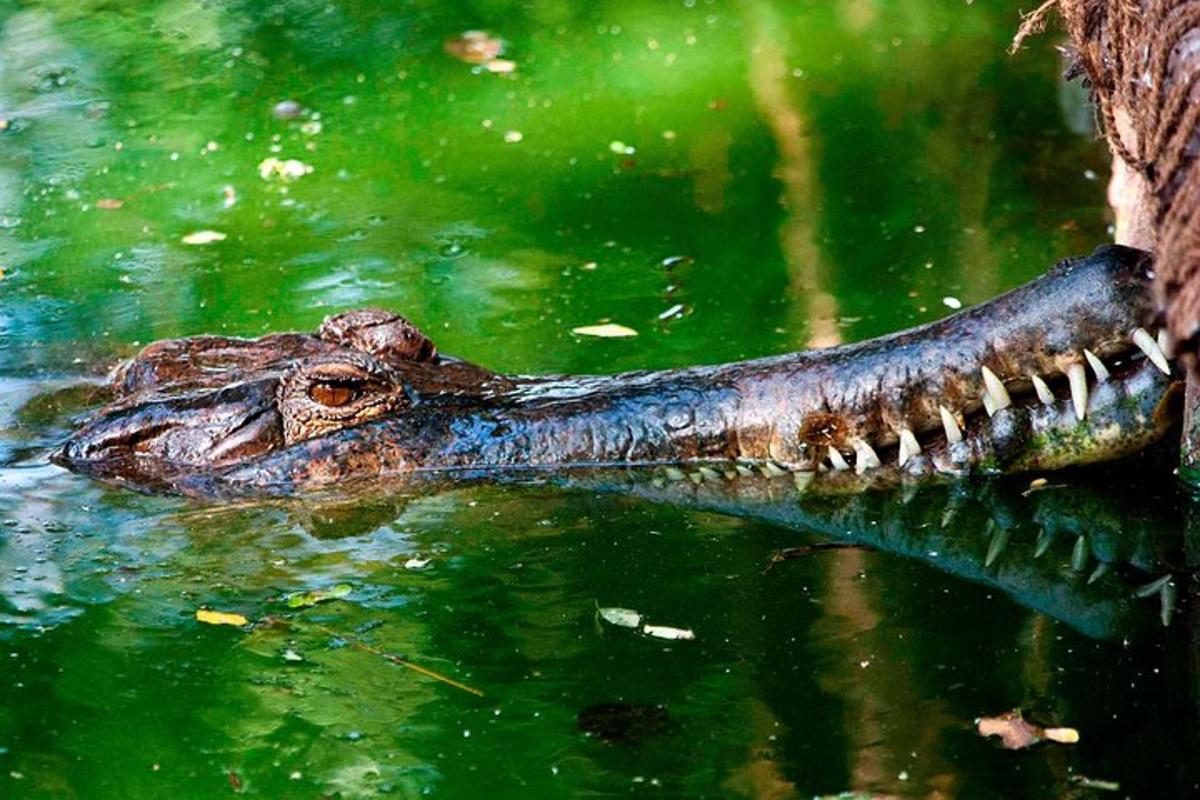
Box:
[52,245,1181,496]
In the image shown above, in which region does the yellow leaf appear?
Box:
[642,624,695,640]
[571,323,638,338]
[1043,727,1080,744]
[181,230,227,245]
[196,609,249,626]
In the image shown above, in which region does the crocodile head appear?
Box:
[53,246,1182,496]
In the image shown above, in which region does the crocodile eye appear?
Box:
[308,381,361,407]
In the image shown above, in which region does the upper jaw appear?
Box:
[52,378,285,486]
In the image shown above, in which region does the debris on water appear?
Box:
[597,606,642,629]
[942,296,962,309]
[657,303,687,321]
[195,609,249,627]
[642,624,694,640]
[284,583,352,608]
[503,130,523,143]
[282,648,304,662]
[1069,775,1120,792]
[222,185,237,208]
[609,140,635,155]
[484,59,516,74]
[976,709,1079,749]
[444,30,506,66]
[258,156,313,181]
[764,542,875,573]
[571,323,638,338]
[577,703,669,744]
[404,556,432,570]
[659,254,694,270]
[1020,477,1066,496]
[272,99,304,119]
[95,198,123,210]
[181,230,226,245]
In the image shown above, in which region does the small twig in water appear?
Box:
[763,542,875,574]
[259,615,485,697]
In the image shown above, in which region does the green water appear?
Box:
[1,0,1196,797]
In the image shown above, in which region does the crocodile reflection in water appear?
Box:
[240,464,1186,641]
[52,245,1182,496]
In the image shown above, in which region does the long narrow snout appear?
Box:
[52,378,284,486]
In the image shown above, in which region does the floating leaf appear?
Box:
[642,624,694,640]
[181,230,226,245]
[1069,775,1120,792]
[976,709,1078,750]
[484,59,516,74]
[258,156,313,182]
[1042,726,1080,744]
[444,30,504,64]
[196,609,249,626]
[572,323,638,338]
[598,607,642,628]
[285,583,352,608]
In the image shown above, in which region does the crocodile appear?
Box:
[52,245,1183,496]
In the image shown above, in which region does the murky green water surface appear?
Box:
[2,1,1197,797]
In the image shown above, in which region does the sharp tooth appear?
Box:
[1067,362,1088,420]
[984,520,1009,568]
[981,391,997,417]
[897,429,921,466]
[760,462,787,477]
[1158,328,1176,359]
[1084,349,1110,381]
[827,446,850,471]
[939,406,963,445]
[852,438,880,474]
[1030,373,1055,405]
[1132,327,1171,375]
[1034,526,1053,558]
[980,366,1011,411]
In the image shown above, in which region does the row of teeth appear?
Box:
[828,327,1175,475]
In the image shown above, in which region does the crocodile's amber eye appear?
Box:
[308,381,361,407]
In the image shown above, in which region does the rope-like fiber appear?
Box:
[1014,1,1200,345]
